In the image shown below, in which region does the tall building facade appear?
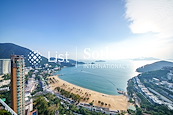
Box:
[11,55,25,115]
[0,59,11,75]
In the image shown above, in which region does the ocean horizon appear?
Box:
[55,60,158,95]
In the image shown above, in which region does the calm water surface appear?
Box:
[56,60,157,95]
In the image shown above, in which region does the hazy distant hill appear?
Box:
[136,60,173,72]
[0,43,48,66]
[95,60,106,62]
[132,57,159,61]
[56,58,85,67]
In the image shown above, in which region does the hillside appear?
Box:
[0,43,84,67]
[0,43,48,66]
[136,60,173,72]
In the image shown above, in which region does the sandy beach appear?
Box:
[48,75,129,111]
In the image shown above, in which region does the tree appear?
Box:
[54,98,60,107]
[2,73,11,80]
[136,107,142,115]
[89,102,93,106]
[35,96,48,114]
[101,102,104,106]
[0,110,11,115]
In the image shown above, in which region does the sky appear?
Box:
[0,0,173,60]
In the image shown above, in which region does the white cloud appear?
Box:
[88,34,173,60]
[125,0,173,38]
[106,35,165,59]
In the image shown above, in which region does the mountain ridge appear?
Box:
[0,43,84,67]
[136,60,173,72]
[0,43,48,66]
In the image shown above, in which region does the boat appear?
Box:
[58,74,64,76]
[117,88,125,94]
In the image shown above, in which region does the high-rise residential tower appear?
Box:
[0,59,11,75]
[11,55,25,115]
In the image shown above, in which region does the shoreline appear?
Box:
[48,75,130,111]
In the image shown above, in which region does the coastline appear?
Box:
[48,75,130,111]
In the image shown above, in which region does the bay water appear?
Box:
[56,60,157,95]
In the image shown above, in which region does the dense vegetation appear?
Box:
[1,74,11,80]
[127,76,173,115]
[0,91,11,106]
[55,87,81,102]
[138,69,170,82]
[0,109,11,115]
[0,90,11,114]
[0,75,11,107]
[136,61,173,72]
[34,93,106,115]
[138,68,173,101]
[136,92,173,115]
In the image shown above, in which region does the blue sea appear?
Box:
[55,60,157,95]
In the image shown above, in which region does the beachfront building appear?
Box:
[11,55,25,115]
[0,59,11,75]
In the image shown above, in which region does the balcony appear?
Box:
[17,102,21,106]
[17,87,21,91]
[17,98,21,102]
[17,75,20,79]
[17,77,21,80]
[17,81,20,85]
[17,110,21,115]
[17,94,21,98]
[17,82,21,85]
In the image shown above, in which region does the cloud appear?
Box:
[106,35,165,59]
[125,0,173,38]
